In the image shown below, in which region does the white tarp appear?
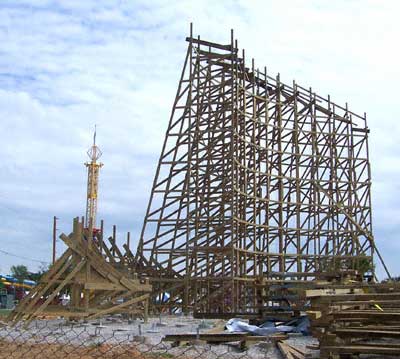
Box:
[226,318,294,335]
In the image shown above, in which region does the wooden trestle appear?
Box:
[9,218,151,325]
[133,25,388,317]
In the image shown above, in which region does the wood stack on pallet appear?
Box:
[163,333,309,358]
[305,284,400,358]
[9,217,152,325]
[163,332,287,350]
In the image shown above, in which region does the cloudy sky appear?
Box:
[0,0,399,279]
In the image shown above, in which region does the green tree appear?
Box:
[10,265,29,283]
[28,263,50,282]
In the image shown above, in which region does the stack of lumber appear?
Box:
[305,285,400,358]
[276,340,307,359]
[163,332,288,350]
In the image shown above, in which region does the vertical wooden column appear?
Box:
[276,73,284,273]
[52,216,57,264]
[293,81,301,276]
[100,219,104,255]
[84,217,93,314]
[183,22,193,316]
[70,217,82,312]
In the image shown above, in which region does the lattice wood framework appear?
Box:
[10,218,151,325]
[135,27,379,316]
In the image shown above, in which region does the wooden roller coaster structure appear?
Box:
[10,26,391,324]
[134,25,390,318]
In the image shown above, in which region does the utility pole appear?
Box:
[52,216,58,264]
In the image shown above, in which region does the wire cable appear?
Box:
[0,249,50,264]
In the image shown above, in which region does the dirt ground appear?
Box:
[0,340,177,359]
[0,315,316,359]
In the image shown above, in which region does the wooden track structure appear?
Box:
[9,218,151,325]
[134,26,390,317]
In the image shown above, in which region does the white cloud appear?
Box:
[0,0,399,279]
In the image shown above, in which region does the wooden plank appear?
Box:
[356,325,400,330]
[334,299,400,305]
[185,37,233,51]
[334,328,400,338]
[163,333,260,343]
[84,282,126,291]
[306,310,322,320]
[87,293,149,320]
[355,343,400,349]
[313,292,400,303]
[119,276,152,292]
[277,341,295,359]
[21,252,74,315]
[289,344,306,357]
[304,288,362,298]
[333,310,400,320]
[197,49,233,60]
[107,236,125,262]
[28,259,86,321]
[193,311,293,320]
[323,345,400,355]
[62,233,151,292]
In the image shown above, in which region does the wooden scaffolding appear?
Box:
[134,25,389,317]
[10,218,151,325]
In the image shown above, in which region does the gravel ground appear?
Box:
[0,315,317,358]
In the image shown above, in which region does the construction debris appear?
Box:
[226,317,309,335]
[163,332,288,350]
[305,283,400,358]
[277,340,307,359]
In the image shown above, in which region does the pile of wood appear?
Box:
[163,332,288,350]
[276,340,308,359]
[9,218,152,325]
[305,284,400,358]
[163,332,310,358]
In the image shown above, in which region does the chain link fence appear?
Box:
[0,318,293,359]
